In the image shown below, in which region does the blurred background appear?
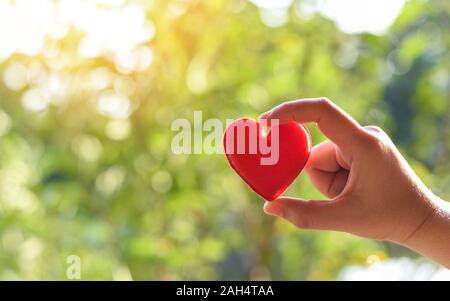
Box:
[0,0,449,280]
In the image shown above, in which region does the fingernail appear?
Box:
[258,111,270,120]
[263,202,283,217]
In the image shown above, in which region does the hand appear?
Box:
[259,97,450,268]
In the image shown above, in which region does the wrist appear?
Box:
[398,195,450,268]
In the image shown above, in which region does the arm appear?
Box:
[259,97,450,268]
[401,197,450,268]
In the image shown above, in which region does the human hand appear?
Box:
[259,98,450,267]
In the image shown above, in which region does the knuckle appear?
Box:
[360,129,388,152]
[317,97,337,116]
[364,125,384,134]
[318,97,333,109]
[319,96,332,104]
[276,101,294,114]
[294,218,311,229]
[292,213,313,229]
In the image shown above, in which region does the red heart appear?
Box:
[223,118,311,201]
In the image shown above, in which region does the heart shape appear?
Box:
[223,118,311,201]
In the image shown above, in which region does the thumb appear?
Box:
[264,197,347,231]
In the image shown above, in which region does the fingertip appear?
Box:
[263,200,284,217]
[259,112,280,129]
[258,112,271,123]
[263,201,271,213]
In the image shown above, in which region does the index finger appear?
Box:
[259,97,364,148]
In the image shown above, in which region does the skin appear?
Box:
[259,97,450,268]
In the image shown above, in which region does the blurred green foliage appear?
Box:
[0,0,449,280]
